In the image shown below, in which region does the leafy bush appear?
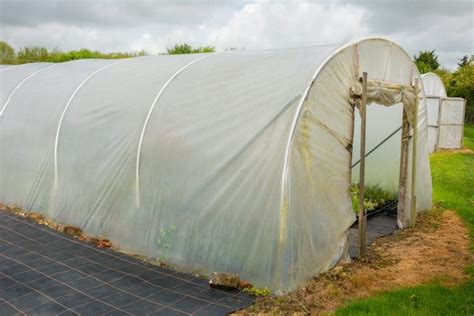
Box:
[446,60,474,123]
[414,50,440,74]
[167,43,215,54]
[0,41,15,63]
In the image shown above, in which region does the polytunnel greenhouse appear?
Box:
[0,38,432,293]
[421,72,466,152]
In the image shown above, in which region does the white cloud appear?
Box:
[0,0,471,69]
[123,1,369,52]
[209,1,368,49]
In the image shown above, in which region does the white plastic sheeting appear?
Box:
[422,73,445,153]
[438,98,466,149]
[421,73,466,152]
[426,96,441,152]
[0,38,432,292]
[421,72,447,98]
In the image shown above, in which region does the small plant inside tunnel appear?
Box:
[351,184,398,213]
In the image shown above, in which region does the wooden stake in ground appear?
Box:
[358,72,368,258]
[398,108,410,227]
[410,78,419,227]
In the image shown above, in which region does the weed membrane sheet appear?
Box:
[0,210,254,315]
[348,203,398,258]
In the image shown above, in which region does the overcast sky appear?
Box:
[0,0,472,69]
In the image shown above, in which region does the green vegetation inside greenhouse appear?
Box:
[351,184,397,213]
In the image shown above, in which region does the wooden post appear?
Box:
[435,97,442,153]
[358,72,368,258]
[398,109,410,227]
[410,79,419,227]
[460,98,467,148]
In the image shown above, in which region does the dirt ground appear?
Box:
[238,209,472,315]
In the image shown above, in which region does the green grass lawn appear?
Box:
[464,124,474,151]
[335,124,474,315]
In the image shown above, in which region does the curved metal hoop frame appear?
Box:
[134,54,215,206]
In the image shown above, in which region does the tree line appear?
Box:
[0,41,215,64]
[415,50,474,123]
[0,41,147,64]
[166,43,215,54]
